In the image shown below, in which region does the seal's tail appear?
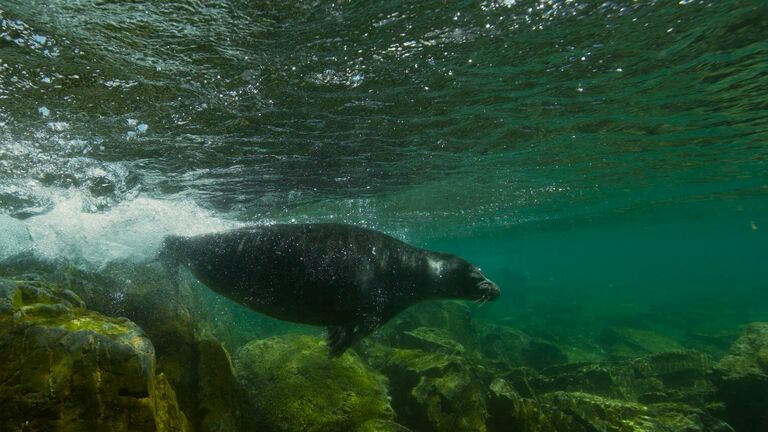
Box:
[157,235,183,269]
[156,235,186,291]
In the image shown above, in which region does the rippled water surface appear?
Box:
[1,1,767,311]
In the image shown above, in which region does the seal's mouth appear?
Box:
[474,280,500,306]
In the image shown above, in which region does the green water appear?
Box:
[1,0,767,350]
[1,0,768,429]
[1,0,767,337]
[430,219,768,331]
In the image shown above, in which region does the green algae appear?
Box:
[236,334,394,432]
[0,275,191,432]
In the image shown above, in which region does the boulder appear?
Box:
[1,260,254,431]
[517,350,716,406]
[235,334,394,432]
[0,277,190,432]
[365,344,488,432]
[599,326,684,359]
[384,301,478,351]
[712,322,768,432]
[399,327,465,355]
[196,336,251,432]
[543,391,732,432]
[355,419,412,432]
[488,377,732,432]
[486,378,586,432]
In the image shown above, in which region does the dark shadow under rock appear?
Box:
[712,322,768,432]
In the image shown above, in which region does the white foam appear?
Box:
[0,214,33,261]
[20,191,242,268]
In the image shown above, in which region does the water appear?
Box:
[2,0,765,318]
[1,0,767,430]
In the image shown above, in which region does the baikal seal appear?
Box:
[160,223,500,357]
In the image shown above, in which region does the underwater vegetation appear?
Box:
[0,256,765,432]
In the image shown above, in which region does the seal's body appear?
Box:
[160,223,500,356]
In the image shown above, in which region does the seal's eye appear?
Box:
[469,266,484,280]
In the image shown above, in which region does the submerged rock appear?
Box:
[0,260,254,431]
[476,322,531,364]
[235,334,394,432]
[599,326,685,359]
[543,391,732,432]
[385,301,479,351]
[524,350,716,405]
[355,419,412,432]
[712,322,768,432]
[399,326,465,355]
[488,378,732,432]
[486,378,581,432]
[364,343,488,432]
[0,277,190,432]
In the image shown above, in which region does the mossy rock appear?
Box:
[486,378,584,432]
[399,327,465,355]
[0,277,190,432]
[712,322,768,432]
[384,301,478,351]
[517,350,715,406]
[235,334,394,432]
[365,344,488,432]
[599,326,684,359]
[543,392,731,432]
[196,335,251,432]
[487,378,731,432]
[476,322,531,364]
[355,419,412,432]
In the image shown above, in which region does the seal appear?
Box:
[159,223,500,357]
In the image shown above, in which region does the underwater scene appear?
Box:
[1,0,767,431]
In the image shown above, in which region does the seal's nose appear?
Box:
[479,279,501,301]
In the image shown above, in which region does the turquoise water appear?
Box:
[2,0,767,339]
[2,0,767,333]
[1,1,767,429]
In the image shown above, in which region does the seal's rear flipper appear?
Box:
[327,324,356,358]
[156,235,185,294]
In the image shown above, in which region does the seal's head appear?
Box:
[459,264,501,304]
[433,255,500,303]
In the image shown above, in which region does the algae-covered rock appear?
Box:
[235,334,394,432]
[355,419,412,432]
[712,322,768,432]
[521,350,715,405]
[486,378,584,432]
[543,392,732,432]
[385,301,479,351]
[476,322,531,364]
[487,378,732,432]
[366,344,488,432]
[0,277,190,432]
[523,338,568,369]
[196,336,250,432]
[599,326,684,359]
[399,326,465,355]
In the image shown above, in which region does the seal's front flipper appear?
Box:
[327,318,381,358]
[327,324,356,358]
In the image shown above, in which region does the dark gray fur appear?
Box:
[159,223,500,357]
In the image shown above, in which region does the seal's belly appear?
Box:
[188,262,362,326]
